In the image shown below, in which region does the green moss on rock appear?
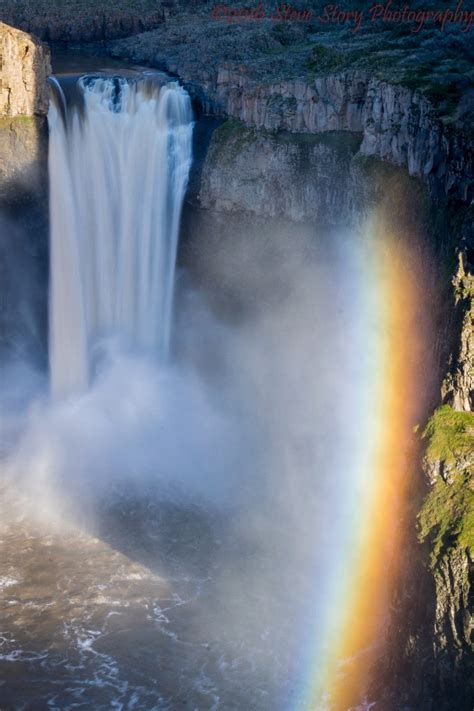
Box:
[419,405,474,566]
[424,405,474,468]
[208,120,255,165]
[0,114,38,127]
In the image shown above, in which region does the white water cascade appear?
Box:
[48,75,193,399]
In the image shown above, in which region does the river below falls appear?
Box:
[1,486,305,710]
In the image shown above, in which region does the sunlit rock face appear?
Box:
[0,22,50,117]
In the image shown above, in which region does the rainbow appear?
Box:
[298,201,429,710]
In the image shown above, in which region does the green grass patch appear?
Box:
[423,405,474,468]
[419,406,474,565]
[0,115,37,128]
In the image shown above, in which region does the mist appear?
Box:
[1,204,386,708]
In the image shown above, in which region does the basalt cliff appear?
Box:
[0,21,50,117]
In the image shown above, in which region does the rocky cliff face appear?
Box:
[197,119,440,235]
[377,252,474,711]
[204,69,472,204]
[198,120,366,224]
[442,256,474,413]
[195,116,435,234]
[0,21,50,248]
[430,545,473,702]
[110,28,473,206]
[0,22,50,117]
[432,262,474,699]
[0,23,49,359]
[415,399,474,711]
[0,115,48,361]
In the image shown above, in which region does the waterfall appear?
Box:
[47,75,193,399]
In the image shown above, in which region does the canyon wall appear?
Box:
[199,69,472,204]
[198,122,364,224]
[109,34,473,207]
[0,22,50,117]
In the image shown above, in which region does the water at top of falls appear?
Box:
[48,74,194,400]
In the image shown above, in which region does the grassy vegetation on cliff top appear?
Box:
[419,405,474,566]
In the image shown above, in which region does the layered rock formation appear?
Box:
[199,69,472,204]
[198,121,364,223]
[0,22,50,117]
[443,256,474,413]
[430,260,474,707]
[419,400,473,709]
[109,14,473,205]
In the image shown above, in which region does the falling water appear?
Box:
[48,75,193,398]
